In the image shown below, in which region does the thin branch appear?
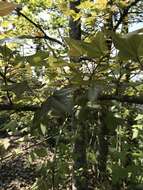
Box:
[114,0,141,31]
[16,10,64,46]
[4,66,13,105]
[1,94,143,112]
[99,95,143,105]
[0,104,40,111]
[1,134,59,162]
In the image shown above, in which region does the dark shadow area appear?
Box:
[0,155,38,190]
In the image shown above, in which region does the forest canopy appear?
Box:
[0,0,143,190]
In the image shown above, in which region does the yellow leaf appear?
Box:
[45,0,53,7]
[95,0,107,9]
[77,1,95,9]
[0,1,17,16]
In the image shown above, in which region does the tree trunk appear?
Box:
[73,122,88,190]
[69,0,81,40]
[97,106,109,185]
[69,1,89,190]
[96,2,113,187]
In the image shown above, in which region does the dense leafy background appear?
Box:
[0,0,143,190]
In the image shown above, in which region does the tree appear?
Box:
[0,0,143,190]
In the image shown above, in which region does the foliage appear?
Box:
[0,0,143,190]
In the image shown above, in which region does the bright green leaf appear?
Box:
[26,51,49,66]
[40,123,47,135]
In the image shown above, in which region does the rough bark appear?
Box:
[69,1,89,189]
[69,0,81,40]
[97,106,109,185]
[73,122,88,190]
[96,2,113,186]
[1,94,143,112]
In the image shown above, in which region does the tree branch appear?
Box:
[1,94,143,112]
[99,94,143,105]
[16,9,64,46]
[114,0,141,31]
[0,104,40,111]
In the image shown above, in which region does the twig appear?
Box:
[99,94,143,105]
[16,10,64,46]
[114,0,141,31]
[3,66,13,105]
[0,104,40,111]
[0,134,59,162]
[0,70,15,83]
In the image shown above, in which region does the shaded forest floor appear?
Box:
[0,135,47,190]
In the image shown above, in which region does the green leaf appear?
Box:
[65,31,107,58]
[33,147,48,157]
[88,83,104,101]
[32,88,73,133]
[51,88,73,114]
[132,128,139,139]
[32,98,52,133]
[65,38,85,57]
[77,107,91,121]
[31,177,49,190]
[0,46,13,57]
[104,112,120,132]
[40,124,47,135]
[135,114,143,121]
[112,31,143,61]
[77,1,94,9]
[89,31,108,56]
[3,81,30,97]
[3,120,17,132]
[112,165,128,184]
[26,51,49,66]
